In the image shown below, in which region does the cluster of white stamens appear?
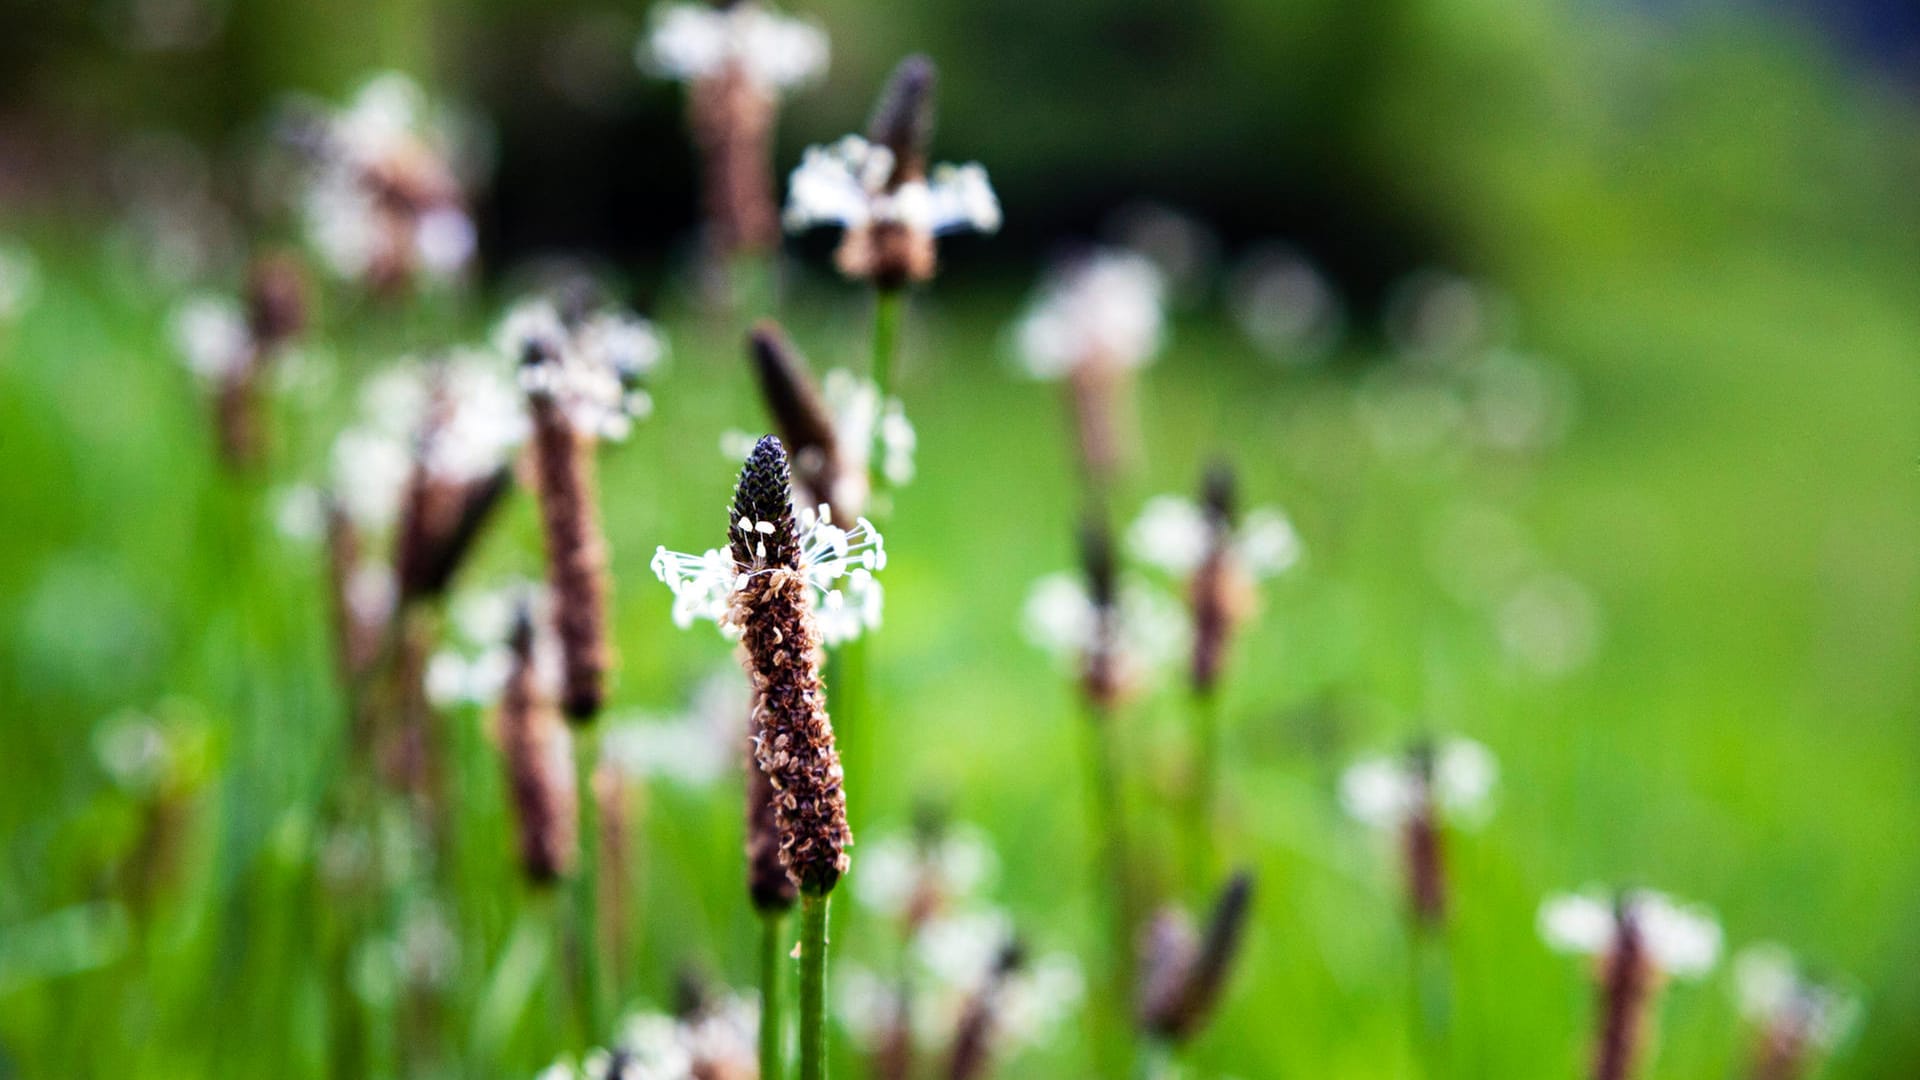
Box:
[640,2,829,92]
[651,503,887,645]
[1340,738,1497,830]
[783,135,1000,239]
[498,297,666,441]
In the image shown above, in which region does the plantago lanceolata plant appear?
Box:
[1341,737,1496,927]
[168,253,309,469]
[283,73,477,296]
[1126,463,1304,882]
[783,55,1000,297]
[732,435,850,1080]
[1014,249,1165,491]
[502,295,664,1043]
[1137,870,1256,1070]
[504,296,665,720]
[1541,888,1722,1080]
[1733,945,1861,1080]
[643,0,827,281]
[497,602,578,885]
[944,938,1026,1080]
[785,54,999,402]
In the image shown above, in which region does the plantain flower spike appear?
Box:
[730,435,851,894]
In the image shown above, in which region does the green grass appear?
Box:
[0,191,1915,1080]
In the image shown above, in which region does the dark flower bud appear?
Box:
[866,55,938,189]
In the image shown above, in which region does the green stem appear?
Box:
[1185,688,1221,887]
[1410,925,1452,1078]
[870,290,903,404]
[1079,701,1135,1074]
[1133,1037,1174,1080]
[797,891,832,1080]
[760,909,787,1080]
[572,729,606,1047]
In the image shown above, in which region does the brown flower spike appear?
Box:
[394,364,513,604]
[747,321,863,525]
[1593,900,1654,1080]
[212,254,309,469]
[1078,516,1125,711]
[1190,462,1254,695]
[497,605,578,884]
[837,55,939,290]
[689,48,781,262]
[945,939,1026,1080]
[522,338,613,722]
[731,435,851,894]
[1401,743,1447,926]
[1139,871,1256,1043]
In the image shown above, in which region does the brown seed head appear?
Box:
[1201,460,1237,531]
[731,436,851,894]
[1189,462,1244,694]
[747,321,861,523]
[1401,742,1447,925]
[945,938,1027,1080]
[1078,515,1125,709]
[1593,897,1656,1080]
[497,605,578,884]
[1139,871,1256,1043]
[395,365,513,603]
[867,55,937,189]
[526,370,612,722]
[835,220,938,292]
[690,62,779,259]
[397,466,512,603]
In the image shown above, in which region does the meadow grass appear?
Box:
[0,204,1915,1079]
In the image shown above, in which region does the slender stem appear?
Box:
[1185,688,1221,887]
[797,892,833,1080]
[1133,1037,1174,1080]
[760,909,787,1080]
[1079,700,1135,1075]
[870,290,903,404]
[572,730,606,1047]
[1410,924,1452,1079]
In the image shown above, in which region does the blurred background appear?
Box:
[0,0,1916,1077]
[2,0,1914,296]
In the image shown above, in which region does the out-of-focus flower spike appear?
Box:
[748,320,862,524]
[945,938,1026,1080]
[1736,944,1862,1080]
[168,253,311,470]
[783,54,997,290]
[866,54,937,188]
[1189,460,1244,694]
[1540,888,1722,1080]
[1342,736,1496,925]
[498,602,578,884]
[1078,515,1123,711]
[284,72,476,295]
[1138,871,1255,1043]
